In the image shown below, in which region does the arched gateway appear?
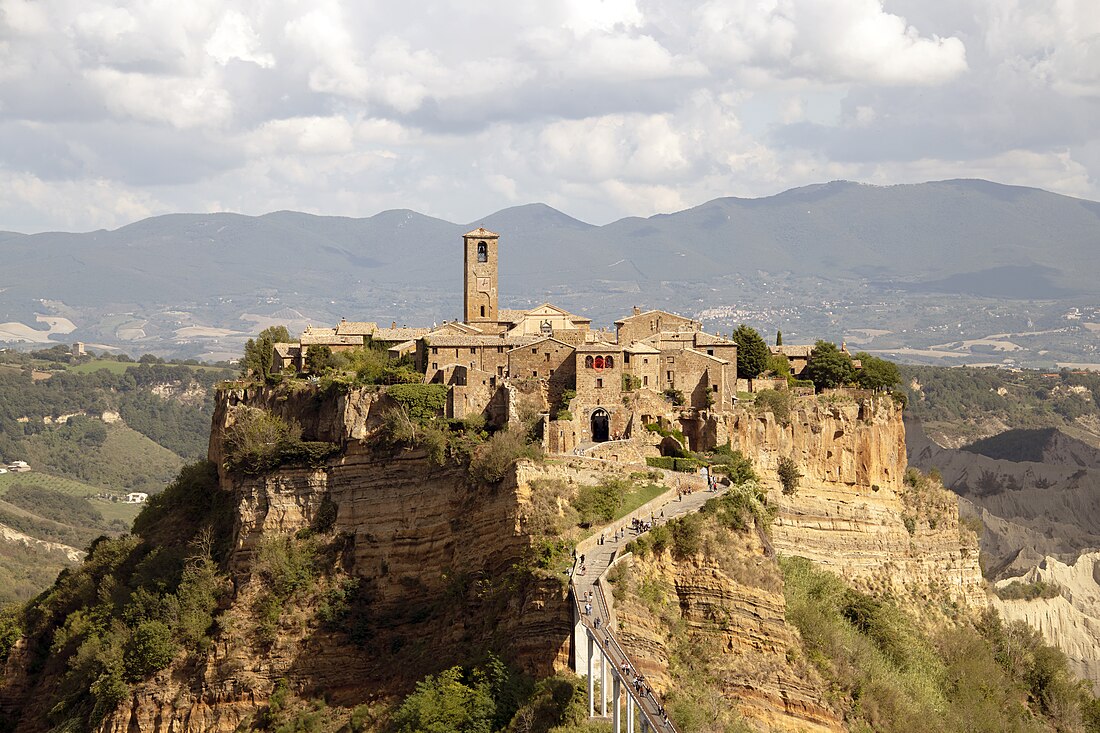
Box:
[590,408,610,443]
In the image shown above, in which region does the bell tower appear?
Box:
[463,227,499,324]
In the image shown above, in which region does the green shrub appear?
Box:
[123,620,177,681]
[710,449,756,485]
[386,383,448,421]
[995,581,1061,601]
[663,388,685,406]
[572,479,628,525]
[777,456,801,496]
[468,429,542,484]
[224,407,339,474]
[753,388,792,426]
[669,514,702,559]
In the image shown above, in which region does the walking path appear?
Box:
[570,469,729,733]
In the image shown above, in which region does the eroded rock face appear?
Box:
[91,387,572,733]
[721,395,985,607]
[612,532,845,733]
[994,551,1100,692]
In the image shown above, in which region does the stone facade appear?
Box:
[287,227,749,448]
[464,227,500,326]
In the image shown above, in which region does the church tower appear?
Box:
[463,227,499,325]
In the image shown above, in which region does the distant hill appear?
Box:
[2,179,1098,308]
[963,428,1100,467]
[2,178,1100,361]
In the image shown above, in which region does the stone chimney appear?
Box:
[633,305,641,316]
[392,321,397,329]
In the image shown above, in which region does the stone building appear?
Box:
[286,226,746,448]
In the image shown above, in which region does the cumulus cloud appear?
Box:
[0,0,1096,232]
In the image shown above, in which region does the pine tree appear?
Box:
[731,324,770,380]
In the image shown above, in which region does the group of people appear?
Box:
[617,660,672,728]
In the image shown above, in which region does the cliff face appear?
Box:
[98,386,572,733]
[610,531,844,732]
[994,551,1100,693]
[719,395,984,607]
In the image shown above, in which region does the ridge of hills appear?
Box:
[2,178,1100,364]
[4,178,1099,302]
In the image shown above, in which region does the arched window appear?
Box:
[604,355,614,368]
[585,355,594,369]
[477,241,488,263]
[594,356,605,370]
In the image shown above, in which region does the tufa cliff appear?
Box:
[0,384,990,733]
[720,393,983,607]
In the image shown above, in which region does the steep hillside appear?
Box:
[2,381,1073,733]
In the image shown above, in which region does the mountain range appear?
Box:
[2,178,1099,359]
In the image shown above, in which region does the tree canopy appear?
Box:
[805,340,856,390]
[240,325,291,380]
[731,324,770,380]
[854,352,901,391]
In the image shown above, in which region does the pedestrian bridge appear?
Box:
[568,472,721,733]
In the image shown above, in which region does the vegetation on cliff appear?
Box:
[1,461,233,730]
[783,556,1100,733]
[902,364,1100,444]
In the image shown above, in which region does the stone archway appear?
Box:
[591,408,610,443]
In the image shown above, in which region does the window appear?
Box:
[480,305,485,317]
[623,352,630,364]
[432,362,438,370]
[713,385,719,392]
[549,369,554,376]
[596,378,603,388]
[667,356,675,363]
[642,376,648,386]
[532,370,538,377]
[667,371,673,381]
[707,349,714,356]
[605,355,614,368]
[594,356,605,369]
[532,347,537,353]
[545,352,550,361]
[477,241,488,262]
[432,347,438,354]
[497,346,503,353]
[643,358,649,365]
[585,355,594,368]
[470,347,476,354]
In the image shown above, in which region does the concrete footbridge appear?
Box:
[569,471,726,733]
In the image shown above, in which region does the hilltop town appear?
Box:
[270,227,843,456]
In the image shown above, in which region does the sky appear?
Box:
[1,0,1098,233]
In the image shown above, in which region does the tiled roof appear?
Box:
[465,227,498,238]
[373,327,430,341]
[273,343,300,357]
[300,332,364,346]
[614,309,698,326]
[506,337,575,354]
[772,345,813,358]
[496,309,527,323]
[692,332,736,346]
[683,348,731,365]
[426,334,521,347]
[335,320,378,336]
[624,342,661,354]
[576,340,621,352]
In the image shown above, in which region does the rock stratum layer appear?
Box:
[105,385,572,733]
[1,385,988,732]
[722,395,984,607]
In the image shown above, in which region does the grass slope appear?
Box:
[18,423,184,494]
